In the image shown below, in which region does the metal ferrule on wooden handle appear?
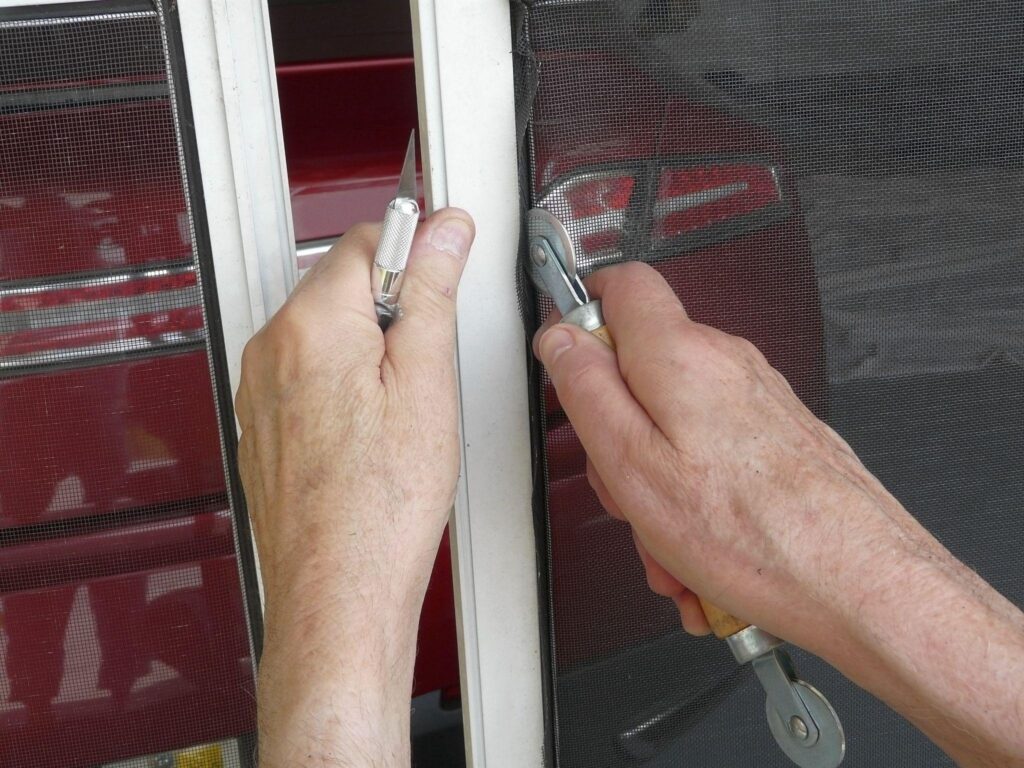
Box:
[561,300,614,350]
[562,302,770,655]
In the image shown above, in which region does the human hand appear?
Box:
[533,261,942,657]
[235,208,474,765]
[237,208,474,614]
[535,261,1024,767]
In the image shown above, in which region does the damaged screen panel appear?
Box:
[515,2,1024,766]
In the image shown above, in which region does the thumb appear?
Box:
[385,208,475,371]
[536,322,657,480]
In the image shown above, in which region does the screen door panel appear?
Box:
[0,3,259,766]
[517,2,1024,766]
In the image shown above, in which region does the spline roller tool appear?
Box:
[526,207,846,768]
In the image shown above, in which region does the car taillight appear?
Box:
[545,172,635,260]
[0,266,204,370]
[540,162,785,266]
[653,163,781,241]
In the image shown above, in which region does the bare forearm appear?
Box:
[826,520,1024,767]
[257,579,424,768]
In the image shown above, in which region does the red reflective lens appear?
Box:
[557,174,635,257]
[654,164,780,239]
[563,175,635,220]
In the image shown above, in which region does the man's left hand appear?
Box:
[235,208,474,765]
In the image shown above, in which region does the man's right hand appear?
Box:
[534,261,1024,767]
[533,260,929,654]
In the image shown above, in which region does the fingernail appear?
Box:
[539,326,574,364]
[429,217,473,258]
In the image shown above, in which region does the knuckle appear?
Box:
[685,323,734,361]
[234,387,251,427]
[265,303,303,350]
[645,571,674,598]
[257,305,313,379]
[732,334,767,365]
[599,261,654,303]
[239,334,261,380]
[621,419,663,474]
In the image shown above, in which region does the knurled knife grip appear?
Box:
[372,131,419,329]
[372,197,419,323]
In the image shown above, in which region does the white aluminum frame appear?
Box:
[412,2,546,766]
[174,0,294,614]
[177,0,297,396]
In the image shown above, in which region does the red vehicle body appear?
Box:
[0,2,822,765]
[1,82,256,766]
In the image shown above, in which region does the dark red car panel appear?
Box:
[0,101,192,283]
[277,58,419,243]
[1,7,257,765]
[0,550,253,768]
[0,351,227,532]
[413,528,459,699]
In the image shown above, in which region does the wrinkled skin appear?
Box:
[237,211,1023,768]
[236,209,474,767]
[534,261,940,648]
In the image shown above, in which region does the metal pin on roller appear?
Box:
[371,130,420,329]
[526,208,614,347]
[526,206,845,768]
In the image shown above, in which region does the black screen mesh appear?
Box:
[1,3,257,766]
[516,2,1024,766]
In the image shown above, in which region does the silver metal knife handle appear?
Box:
[374,197,419,273]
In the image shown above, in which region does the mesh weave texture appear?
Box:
[516,2,1024,766]
[0,5,256,766]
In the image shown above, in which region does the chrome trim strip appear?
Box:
[0,284,200,333]
[539,168,634,233]
[296,239,335,259]
[0,82,168,111]
[571,209,627,233]
[0,328,207,372]
[652,180,751,218]
[0,264,194,298]
[0,11,155,29]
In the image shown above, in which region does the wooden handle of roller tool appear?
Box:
[591,324,615,349]
[698,598,750,639]
[586,320,748,640]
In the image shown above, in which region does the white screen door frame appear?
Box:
[412,1,547,766]
[176,0,297,390]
